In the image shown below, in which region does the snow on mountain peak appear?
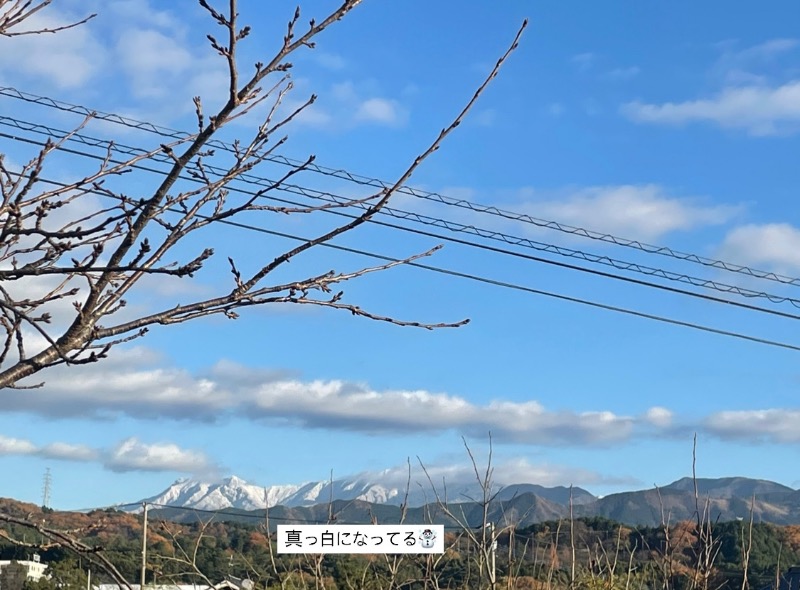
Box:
[132,475,417,511]
[128,473,599,513]
[223,475,246,486]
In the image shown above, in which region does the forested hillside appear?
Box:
[3,498,800,590]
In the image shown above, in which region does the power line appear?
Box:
[118,502,504,531]
[11,170,800,354]
[4,116,800,319]
[2,85,798,288]
[95,501,323,523]
[148,502,323,523]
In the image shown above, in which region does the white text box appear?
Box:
[277,524,445,554]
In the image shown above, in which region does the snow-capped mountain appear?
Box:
[124,473,596,512]
[134,476,303,511]
[130,475,415,511]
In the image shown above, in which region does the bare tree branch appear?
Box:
[0,511,132,589]
[0,0,95,37]
[0,0,526,391]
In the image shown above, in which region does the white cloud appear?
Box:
[622,38,800,134]
[472,109,497,127]
[583,98,601,116]
[285,97,334,127]
[0,272,90,359]
[107,0,179,30]
[737,38,799,60]
[572,52,595,71]
[107,437,213,473]
[13,350,800,452]
[0,433,205,472]
[714,38,799,86]
[644,407,673,428]
[135,273,214,298]
[519,184,738,241]
[185,55,230,111]
[365,457,636,492]
[331,80,358,102]
[41,442,99,462]
[606,66,640,80]
[718,223,800,273]
[287,80,408,130]
[705,409,800,443]
[0,6,104,88]
[354,98,406,125]
[116,28,193,99]
[14,351,669,448]
[622,81,800,136]
[313,52,347,70]
[0,435,37,455]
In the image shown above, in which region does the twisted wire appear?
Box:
[16,170,800,354]
[2,85,798,287]
[2,114,799,311]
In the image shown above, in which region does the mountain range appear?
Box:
[130,474,596,511]
[125,475,800,527]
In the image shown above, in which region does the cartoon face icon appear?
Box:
[418,528,437,549]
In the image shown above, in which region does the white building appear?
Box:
[0,554,48,581]
[95,582,252,590]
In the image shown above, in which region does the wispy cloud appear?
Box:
[354,97,406,126]
[40,442,99,462]
[643,407,674,428]
[0,5,105,89]
[0,433,214,473]
[0,435,37,455]
[312,52,347,70]
[8,349,800,455]
[605,66,640,80]
[357,457,638,492]
[471,109,497,127]
[115,28,193,99]
[704,410,800,444]
[734,38,799,61]
[570,52,638,81]
[107,438,214,473]
[621,37,800,135]
[512,184,739,242]
[718,223,800,273]
[273,80,409,131]
[0,430,633,492]
[622,81,800,136]
[11,351,672,447]
[571,52,595,71]
[713,38,799,86]
[107,0,181,30]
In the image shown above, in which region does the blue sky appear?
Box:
[2,0,800,510]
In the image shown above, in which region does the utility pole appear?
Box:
[140,503,148,590]
[490,522,497,590]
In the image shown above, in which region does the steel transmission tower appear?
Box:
[41,468,52,508]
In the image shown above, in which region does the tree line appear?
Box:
[3,513,800,590]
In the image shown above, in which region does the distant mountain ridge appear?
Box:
[661,477,795,498]
[123,475,800,527]
[130,475,597,512]
[138,476,302,511]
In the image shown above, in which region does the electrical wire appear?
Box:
[10,169,800,353]
[111,501,515,531]
[3,116,800,317]
[2,85,798,287]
